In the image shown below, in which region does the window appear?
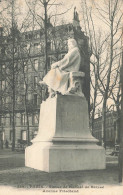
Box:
[26,44,29,48]
[108,119,110,126]
[51,40,55,51]
[107,129,109,139]
[34,34,39,39]
[24,82,26,89]
[37,34,40,39]
[2,64,5,72]
[24,44,30,50]
[1,80,6,90]
[41,42,45,52]
[34,59,38,70]
[34,76,38,88]
[111,128,113,138]
[23,44,27,50]
[33,113,39,124]
[10,130,13,141]
[14,62,18,70]
[24,65,27,72]
[2,115,6,126]
[6,96,11,104]
[21,130,26,141]
[96,131,99,139]
[10,114,12,126]
[34,43,40,50]
[33,94,37,105]
[14,47,17,54]
[25,34,28,39]
[25,34,32,40]
[0,116,1,126]
[1,47,5,54]
[99,121,102,128]
[109,129,111,138]
[95,132,97,138]
[21,113,26,125]
[23,61,27,72]
[98,131,100,139]
[21,95,25,104]
[0,116,5,126]
[28,34,32,39]
[57,42,61,49]
[2,97,6,105]
[0,28,3,36]
[48,57,51,69]
[47,42,51,50]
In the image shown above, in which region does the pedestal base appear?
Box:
[25,94,106,172]
[25,142,106,172]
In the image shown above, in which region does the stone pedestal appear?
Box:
[25,94,106,172]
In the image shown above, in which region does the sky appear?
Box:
[0,0,82,29]
[0,0,109,33]
[1,0,122,32]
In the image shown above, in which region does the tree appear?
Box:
[0,0,37,149]
[1,0,69,147]
[96,0,122,148]
[26,0,72,72]
[119,45,123,183]
[0,0,18,150]
[81,0,104,131]
[81,0,123,148]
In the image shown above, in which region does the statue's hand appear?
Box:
[59,66,64,71]
[51,63,58,69]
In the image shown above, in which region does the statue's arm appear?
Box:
[51,61,59,69]
[51,48,79,70]
[51,54,69,69]
[58,56,69,70]
[59,49,77,70]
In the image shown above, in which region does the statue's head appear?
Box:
[68,39,78,50]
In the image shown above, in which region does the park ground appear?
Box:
[0,148,123,195]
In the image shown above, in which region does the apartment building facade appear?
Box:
[0,10,90,146]
[93,111,119,147]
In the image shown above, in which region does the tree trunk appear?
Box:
[23,67,30,146]
[24,92,30,146]
[44,2,48,74]
[91,87,97,134]
[101,16,114,150]
[91,72,98,133]
[119,49,123,183]
[26,110,30,146]
[102,99,107,149]
[116,106,121,144]
[12,0,15,151]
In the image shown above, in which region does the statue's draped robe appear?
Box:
[43,47,81,94]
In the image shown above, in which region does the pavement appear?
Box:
[0,148,121,189]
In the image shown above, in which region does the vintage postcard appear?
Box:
[0,0,123,194]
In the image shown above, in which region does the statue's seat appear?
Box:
[68,71,85,97]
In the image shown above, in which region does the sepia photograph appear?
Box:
[0,0,123,194]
